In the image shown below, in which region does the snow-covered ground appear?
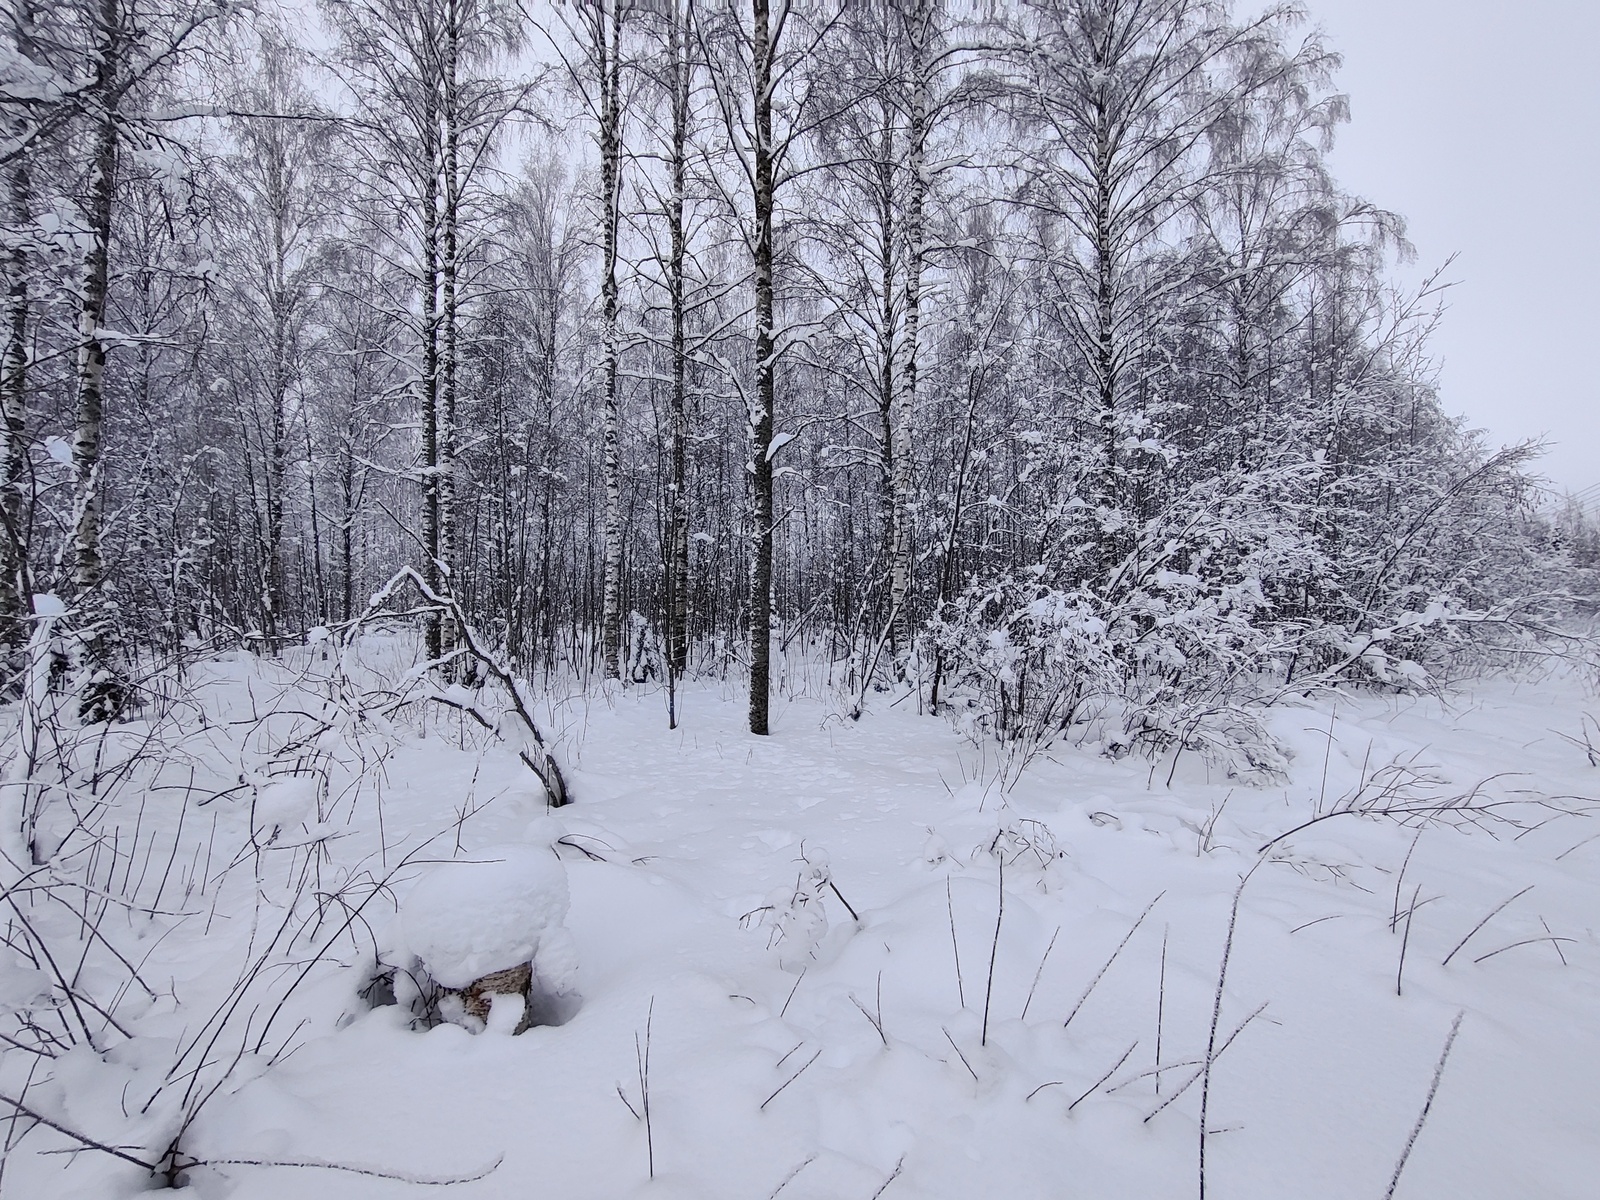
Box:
[6,646,1599,1198]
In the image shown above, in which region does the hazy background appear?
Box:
[1303,0,1600,494]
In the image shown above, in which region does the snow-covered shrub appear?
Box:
[985,818,1070,891]
[932,466,1319,780]
[743,845,840,972]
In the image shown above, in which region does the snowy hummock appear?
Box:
[399,843,572,990]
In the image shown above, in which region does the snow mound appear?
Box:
[400,844,572,990]
[254,778,320,833]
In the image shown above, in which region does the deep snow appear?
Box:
[4,645,1599,1199]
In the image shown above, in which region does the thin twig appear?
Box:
[1200,868,1256,1200]
[1155,925,1168,1095]
[768,1154,817,1198]
[850,994,887,1047]
[186,1155,503,1185]
[945,878,966,1009]
[827,878,860,922]
[1473,935,1577,964]
[1441,885,1533,966]
[942,1027,978,1082]
[637,998,655,1179]
[615,1084,640,1121]
[0,1092,156,1171]
[1020,925,1059,1022]
[982,858,1004,1046]
[781,968,806,1019]
[760,1049,822,1110]
[1063,892,1163,1029]
[870,1155,906,1199]
[1289,914,1343,935]
[1384,1012,1464,1200]
[1144,1003,1267,1124]
[1555,832,1600,861]
[1397,883,1422,996]
[1068,1040,1139,1113]
[1391,828,1424,933]
[1540,917,1569,966]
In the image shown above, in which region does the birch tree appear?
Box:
[703,0,845,734]
[0,0,37,657]
[544,0,631,679]
[70,0,129,717]
[1011,0,1302,571]
[324,0,522,667]
[216,37,330,645]
[630,0,709,706]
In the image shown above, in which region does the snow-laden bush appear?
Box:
[929,429,1582,783]
[931,467,1319,781]
[742,845,846,972]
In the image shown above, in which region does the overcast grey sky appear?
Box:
[1301,0,1600,492]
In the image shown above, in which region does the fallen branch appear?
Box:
[338,567,568,805]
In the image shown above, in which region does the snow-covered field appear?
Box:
[6,645,1599,1198]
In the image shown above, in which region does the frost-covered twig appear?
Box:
[181,1153,504,1186]
[1472,935,1577,964]
[767,1154,816,1198]
[1384,1012,1464,1200]
[760,1047,822,1110]
[1396,883,1422,996]
[636,997,655,1179]
[1068,1040,1139,1114]
[1199,868,1256,1200]
[870,1155,906,1199]
[1440,885,1533,966]
[0,1091,157,1171]
[1144,1003,1267,1124]
[1063,891,1163,1030]
[1156,924,1168,1094]
[1258,770,1538,855]
[1019,925,1059,1022]
[982,858,1004,1046]
[941,1027,978,1082]
[946,878,965,1009]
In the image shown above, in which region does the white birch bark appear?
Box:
[1,0,34,655]
[746,0,777,735]
[597,0,626,681]
[664,0,692,685]
[890,0,934,661]
[439,0,463,675]
[72,0,124,719]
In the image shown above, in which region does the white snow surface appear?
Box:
[398,843,571,989]
[6,644,1600,1199]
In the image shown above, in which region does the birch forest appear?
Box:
[2,0,1590,750]
[5,1,1600,1196]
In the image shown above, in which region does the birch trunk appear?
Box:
[890,0,934,662]
[420,93,443,662]
[747,0,776,735]
[1,1,33,656]
[263,153,290,647]
[440,0,463,675]
[598,0,625,680]
[340,419,356,621]
[73,0,124,719]
[664,0,691,681]
[872,115,896,646]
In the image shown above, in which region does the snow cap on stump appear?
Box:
[401,844,571,990]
